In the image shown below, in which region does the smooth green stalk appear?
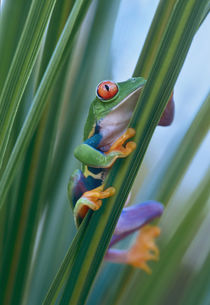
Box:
[57,1,208,305]
[0,0,92,208]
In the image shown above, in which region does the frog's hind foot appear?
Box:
[74,185,115,225]
[126,225,160,273]
[106,128,136,157]
[105,225,161,273]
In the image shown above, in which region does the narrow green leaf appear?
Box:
[42,215,90,305]
[0,0,57,169]
[0,0,92,208]
[133,0,210,78]
[0,0,32,91]
[133,0,177,78]
[0,2,77,304]
[179,251,210,305]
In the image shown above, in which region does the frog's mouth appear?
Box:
[98,86,143,152]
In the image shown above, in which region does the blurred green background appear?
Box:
[0,0,209,304]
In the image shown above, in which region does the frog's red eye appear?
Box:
[97,81,118,100]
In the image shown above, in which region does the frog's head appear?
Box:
[93,77,146,120]
[84,77,146,149]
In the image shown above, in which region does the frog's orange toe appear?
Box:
[82,185,115,210]
[106,128,136,156]
[125,141,136,153]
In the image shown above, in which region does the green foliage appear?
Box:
[0,0,209,305]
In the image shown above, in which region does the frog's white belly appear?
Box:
[98,87,142,151]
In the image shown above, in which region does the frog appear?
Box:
[68,77,174,272]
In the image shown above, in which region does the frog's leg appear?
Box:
[74,128,136,169]
[68,169,114,226]
[68,169,89,210]
[74,184,115,226]
[105,201,163,273]
[105,225,160,273]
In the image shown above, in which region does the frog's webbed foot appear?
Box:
[105,201,163,273]
[106,225,160,273]
[74,185,115,225]
[106,128,136,157]
[125,225,160,273]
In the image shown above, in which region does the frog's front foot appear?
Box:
[74,185,115,225]
[106,128,136,158]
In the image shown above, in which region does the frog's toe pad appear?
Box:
[125,141,136,153]
[127,225,161,273]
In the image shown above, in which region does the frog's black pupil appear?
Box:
[105,84,109,91]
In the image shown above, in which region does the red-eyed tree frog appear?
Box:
[68,77,174,272]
